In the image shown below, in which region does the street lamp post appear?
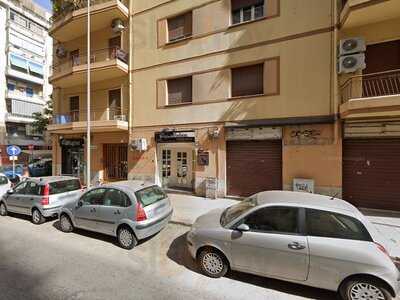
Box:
[86,0,91,187]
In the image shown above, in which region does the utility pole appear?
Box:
[86,0,91,187]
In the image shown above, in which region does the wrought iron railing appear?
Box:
[51,47,128,76]
[340,69,400,103]
[51,0,128,23]
[53,107,127,125]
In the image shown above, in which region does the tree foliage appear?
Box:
[31,100,53,134]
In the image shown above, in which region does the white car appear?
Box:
[0,173,11,197]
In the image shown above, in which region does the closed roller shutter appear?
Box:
[343,139,400,211]
[227,140,282,197]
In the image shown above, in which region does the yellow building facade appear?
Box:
[48,0,400,210]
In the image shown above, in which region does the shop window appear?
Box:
[167,76,192,105]
[231,63,264,97]
[168,11,192,42]
[232,0,264,25]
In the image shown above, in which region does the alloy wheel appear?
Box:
[350,282,385,300]
[202,252,224,275]
[0,203,6,216]
[119,228,133,248]
[32,210,41,224]
[60,215,72,232]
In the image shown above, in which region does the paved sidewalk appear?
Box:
[168,193,400,257]
[169,193,238,226]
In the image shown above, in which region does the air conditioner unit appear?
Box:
[111,18,125,33]
[56,45,67,59]
[114,114,127,121]
[338,53,366,74]
[130,138,148,151]
[339,37,366,56]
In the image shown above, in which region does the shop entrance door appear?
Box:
[62,147,84,181]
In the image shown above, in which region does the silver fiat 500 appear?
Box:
[59,180,173,249]
[187,191,400,300]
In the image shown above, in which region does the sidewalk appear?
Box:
[168,193,238,226]
[168,193,400,257]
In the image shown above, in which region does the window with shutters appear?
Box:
[232,0,265,25]
[231,63,264,97]
[167,76,193,105]
[167,12,192,42]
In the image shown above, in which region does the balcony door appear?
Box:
[70,49,79,66]
[362,40,400,98]
[108,89,121,120]
[109,36,121,59]
[70,96,79,122]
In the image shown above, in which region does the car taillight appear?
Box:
[41,184,49,206]
[375,242,390,258]
[136,202,147,222]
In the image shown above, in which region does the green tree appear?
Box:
[31,100,53,134]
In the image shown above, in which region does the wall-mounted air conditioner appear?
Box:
[339,37,366,56]
[111,18,125,33]
[338,53,366,74]
[130,138,148,151]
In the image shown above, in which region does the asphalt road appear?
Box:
[0,213,336,300]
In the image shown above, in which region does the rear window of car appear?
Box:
[0,176,8,185]
[135,186,167,207]
[306,209,372,241]
[49,179,81,195]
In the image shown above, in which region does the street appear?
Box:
[0,213,336,300]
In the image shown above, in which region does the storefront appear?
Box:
[60,138,84,180]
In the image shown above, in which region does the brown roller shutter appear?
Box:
[343,139,400,211]
[232,63,264,97]
[232,0,264,10]
[168,76,192,104]
[227,140,282,197]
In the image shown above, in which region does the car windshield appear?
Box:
[220,196,257,227]
[135,185,167,207]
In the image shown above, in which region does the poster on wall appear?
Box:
[293,178,314,193]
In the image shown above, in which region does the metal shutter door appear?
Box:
[227,140,282,197]
[343,139,400,211]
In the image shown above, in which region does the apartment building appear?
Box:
[48,0,130,183]
[338,0,400,211]
[0,0,52,166]
[48,0,400,211]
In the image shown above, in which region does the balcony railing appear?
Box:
[53,107,127,125]
[340,69,400,103]
[51,47,128,76]
[51,0,128,22]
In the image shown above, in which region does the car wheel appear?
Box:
[117,226,137,250]
[32,209,45,225]
[198,248,229,278]
[0,202,7,216]
[60,214,74,233]
[340,277,393,300]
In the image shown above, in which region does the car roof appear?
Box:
[101,180,157,194]
[28,176,80,184]
[256,191,360,216]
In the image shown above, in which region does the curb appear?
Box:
[169,220,192,227]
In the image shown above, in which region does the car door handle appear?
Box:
[288,242,306,250]
[90,208,96,213]
[114,210,121,215]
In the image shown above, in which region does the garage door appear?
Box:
[343,139,400,211]
[227,140,282,197]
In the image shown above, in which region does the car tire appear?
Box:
[59,214,74,233]
[117,226,137,250]
[340,277,393,300]
[0,202,7,216]
[31,208,45,225]
[198,248,229,278]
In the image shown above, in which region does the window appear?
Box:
[14,182,27,194]
[70,96,79,111]
[135,186,167,207]
[242,206,299,234]
[26,87,33,97]
[103,189,131,207]
[48,179,81,195]
[0,176,8,185]
[306,209,372,241]
[7,82,15,91]
[25,182,40,196]
[167,76,192,105]
[81,188,107,206]
[232,0,264,25]
[168,12,192,42]
[28,61,44,78]
[10,54,27,71]
[220,196,257,227]
[231,63,264,97]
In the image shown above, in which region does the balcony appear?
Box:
[340,0,400,29]
[50,0,129,42]
[48,107,128,133]
[340,69,400,119]
[49,47,128,88]
[6,89,45,105]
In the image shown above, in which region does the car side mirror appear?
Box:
[236,223,250,232]
[77,200,83,208]
[6,189,14,194]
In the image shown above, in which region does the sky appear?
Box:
[33,0,52,12]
